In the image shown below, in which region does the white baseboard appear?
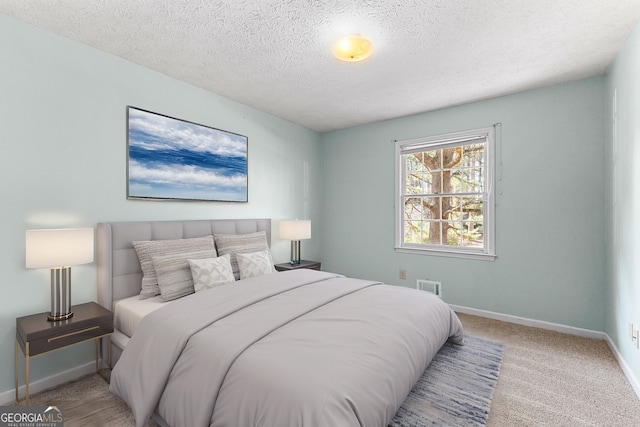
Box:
[450,304,640,400]
[450,304,606,339]
[0,360,108,406]
[604,334,640,399]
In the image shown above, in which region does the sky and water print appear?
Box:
[127,108,248,202]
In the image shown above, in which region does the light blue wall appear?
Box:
[321,77,606,331]
[605,20,640,387]
[0,15,321,396]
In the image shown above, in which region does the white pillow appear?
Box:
[214,231,270,280]
[236,250,276,280]
[152,249,217,302]
[188,254,235,292]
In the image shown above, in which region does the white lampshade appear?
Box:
[280,220,311,241]
[26,228,94,268]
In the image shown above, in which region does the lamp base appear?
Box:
[48,311,74,321]
[289,240,301,265]
[48,267,73,322]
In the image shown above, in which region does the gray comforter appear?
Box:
[110,270,464,427]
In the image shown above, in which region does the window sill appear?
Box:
[394,246,496,261]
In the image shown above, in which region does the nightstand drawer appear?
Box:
[26,322,113,356]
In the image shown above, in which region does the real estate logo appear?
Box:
[0,405,64,427]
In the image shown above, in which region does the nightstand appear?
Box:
[274,260,322,271]
[15,301,113,405]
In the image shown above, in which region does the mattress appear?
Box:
[113,294,167,338]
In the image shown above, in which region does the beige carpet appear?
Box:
[14,313,640,426]
[459,312,640,426]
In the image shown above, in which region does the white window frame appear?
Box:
[394,127,496,261]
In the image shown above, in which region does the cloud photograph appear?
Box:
[127,108,248,202]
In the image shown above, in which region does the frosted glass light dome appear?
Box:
[332,34,373,62]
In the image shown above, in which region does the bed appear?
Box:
[97,219,464,427]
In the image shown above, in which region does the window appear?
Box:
[395,127,496,260]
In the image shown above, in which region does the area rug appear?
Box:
[21,334,502,427]
[389,334,504,427]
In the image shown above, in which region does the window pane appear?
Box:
[461,143,484,169]
[462,196,483,222]
[409,153,424,172]
[441,196,458,221]
[449,170,464,193]
[404,220,421,244]
[404,197,421,220]
[429,170,442,194]
[422,196,440,219]
[421,171,434,193]
[445,222,461,246]
[405,173,422,194]
[462,222,484,247]
[422,221,441,245]
[442,147,462,169]
[453,167,482,193]
[422,149,440,170]
[441,170,457,194]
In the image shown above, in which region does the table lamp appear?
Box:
[280,220,311,265]
[25,228,94,321]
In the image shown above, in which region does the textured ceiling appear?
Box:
[2,0,639,132]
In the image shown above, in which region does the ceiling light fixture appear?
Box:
[332,34,373,62]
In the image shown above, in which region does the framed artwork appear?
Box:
[126,106,248,202]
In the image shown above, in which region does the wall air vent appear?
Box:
[416,279,442,298]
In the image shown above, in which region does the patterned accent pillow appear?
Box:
[152,249,217,302]
[188,254,235,293]
[236,250,276,280]
[214,231,270,280]
[132,236,216,299]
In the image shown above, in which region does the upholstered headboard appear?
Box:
[97,219,271,312]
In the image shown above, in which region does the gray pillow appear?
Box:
[188,254,235,292]
[152,249,217,302]
[132,235,216,299]
[214,231,270,280]
[236,250,276,280]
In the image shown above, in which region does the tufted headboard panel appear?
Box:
[97,219,271,311]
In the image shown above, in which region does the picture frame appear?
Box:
[126,106,248,202]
